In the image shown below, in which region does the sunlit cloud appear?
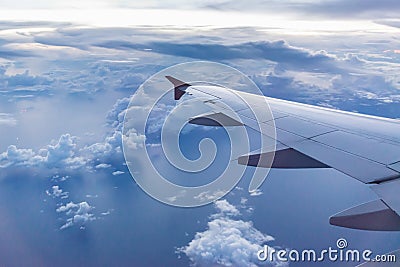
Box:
[0,8,398,35]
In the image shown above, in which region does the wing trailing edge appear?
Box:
[189,112,244,127]
[329,199,400,231]
[238,148,330,169]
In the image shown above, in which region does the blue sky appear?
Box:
[0,1,400,266]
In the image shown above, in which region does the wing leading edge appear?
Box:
[166,76,400,231]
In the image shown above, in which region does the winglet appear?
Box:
[165,76,191,100]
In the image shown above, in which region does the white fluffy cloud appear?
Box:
[0,134,86,169]
[56,201,96,230]
[46,185,69,199]
[249,189,263,197]
[79,96,129,166]
[106,96,130,129]
[124,129,146,150]
[212,199,240,217]
[179,200,287,267]
[0,145,44,167]
[0,93,130,174]
[95,163,111,169]
[83,142,113,159]
[112,170,124,176]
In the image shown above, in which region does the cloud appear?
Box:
[0,113,17,126]
[212,199,240,217]
[0,22,399,176]
[0,49,33,59]
[106,96,130,129]
[97,40,335,71]
[124,129,146,150]
[46,185,69,199]
[376,19,400,29]
[0,21,399,265]
[5,70,52,87]
[46,134,86,168]
[196,0,400,19]
[193,190,226,202]
[178,199,287,267]
[0,134,86,169]
[83,142,113,159]
[0,93,132,172]
[51,174,70,182]
[249,51,400,112]
[101,210,112,216]
[80,96,130,167]
[0,29,153,100]
[56,201,96,230]
[95,163,111,169]
[249,189,263,197]
[0,66,53,99]
[296,0,400,19]
[1,23,397,112]
[112,170,124,176]
[2,23,397,177]
[0,145,44,167]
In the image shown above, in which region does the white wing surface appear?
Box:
[166,76,400,231]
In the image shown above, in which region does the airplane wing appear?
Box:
[166,76,400,231]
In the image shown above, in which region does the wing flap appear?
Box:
[329,199,400,231]
[189,112,244,127]
[372,179,400,215]
[291,140,399,183]
[238,147,329,168]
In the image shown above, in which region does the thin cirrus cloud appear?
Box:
[1,0,399,20]
[0,6,397,33]
[0,113,17,126]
